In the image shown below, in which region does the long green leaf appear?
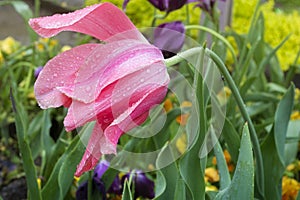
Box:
[155,170,167,199]
[174,178,186,200]
[0,1,32,20]
[10,88,42,200]
[261,84,295,200]
[213,141,231,190]
[274,84,295,163]
[122,179,133,200]
[41,124,88,200]
[155,162,179,200]
[215,123,254,200]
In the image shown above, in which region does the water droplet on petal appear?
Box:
[86,86,91,92]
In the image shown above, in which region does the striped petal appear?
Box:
[34,44,98,109]
[29,3,144,41]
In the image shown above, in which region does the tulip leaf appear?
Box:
[0,0,32,21]
[174,178,186,200]
[179,135,206,200]
[10,88,42,200]
[274,84,295,163]
[41,124,90,200]
[221,118,240,163]
[122,178,133,200]
[284,120,300,165]
[213,140,231,190]
[215,123,254,200]
[261,84,295,200]
[155,170,167,198]
[155,155,179,200]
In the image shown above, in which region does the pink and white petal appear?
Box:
[75,121,116,177]
[65,61,169,131]
[104,85,168,148]
[63,82,116,131]
[34,44,98,109]
[29,3,144,42]
[72,40,164,103]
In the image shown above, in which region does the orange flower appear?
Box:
[176,101,192,126]
[282,176,300,200]
[212,149,235,172]
[163,98,173,112]
[205,167,220,183]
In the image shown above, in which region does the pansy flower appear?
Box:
[29,3,169,176]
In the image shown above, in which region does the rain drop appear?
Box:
[140,78,144,83]
[86,86,91,92]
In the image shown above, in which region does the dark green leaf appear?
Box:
[214,140,231,190]
[274,84,295,162]
[221,118,240,163]
[215,123,254,200]
[10,88,42,200]
[261,84,295,200]
[122,179,133,200]
[41,124,88,200]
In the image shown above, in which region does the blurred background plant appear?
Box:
[1,0,300,199]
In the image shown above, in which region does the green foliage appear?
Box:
[215,124,254,200]
[2,0,300,199]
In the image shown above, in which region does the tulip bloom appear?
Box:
[122,170,155,199]
[76,160,121,200]
[123,0,189,13]
[153,21,185,58]
[29,3,169,176]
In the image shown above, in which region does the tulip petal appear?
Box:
[29,3,144,41]
[105,85,167,146]
[75,85,167,176]
[34,44,98,109]
[75,121,116,177]
[71,39,164,104]
[64,61,169,131]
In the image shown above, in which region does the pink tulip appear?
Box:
[29,3,169,176]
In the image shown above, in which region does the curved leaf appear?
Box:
[215,123,254,200]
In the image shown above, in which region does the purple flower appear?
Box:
[34,66,43,78]
[153,21,185,58]
[194,0,226,13]
[123,0,190,13]
[122,170,155,199]
[76,160,121,200]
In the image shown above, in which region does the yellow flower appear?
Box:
[217,86,231,105]
[295,88,300,100]
[61,45,72,52]
[0,51,4,65]
[176,133,187,154]
[205,167,220,183]
[37,178,42,189]
[73,176,80,185]
[291,111,300,120]
[163,98,173,112]
[205,185,218,192]
[282,176,300,200]
[0,36,19,54]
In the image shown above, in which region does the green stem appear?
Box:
[88,171,93,200]
[165,47,265,198]
[34,0,40,17]
[185,25,238,65]
[194,47,207,140]
[151,12,169,27]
